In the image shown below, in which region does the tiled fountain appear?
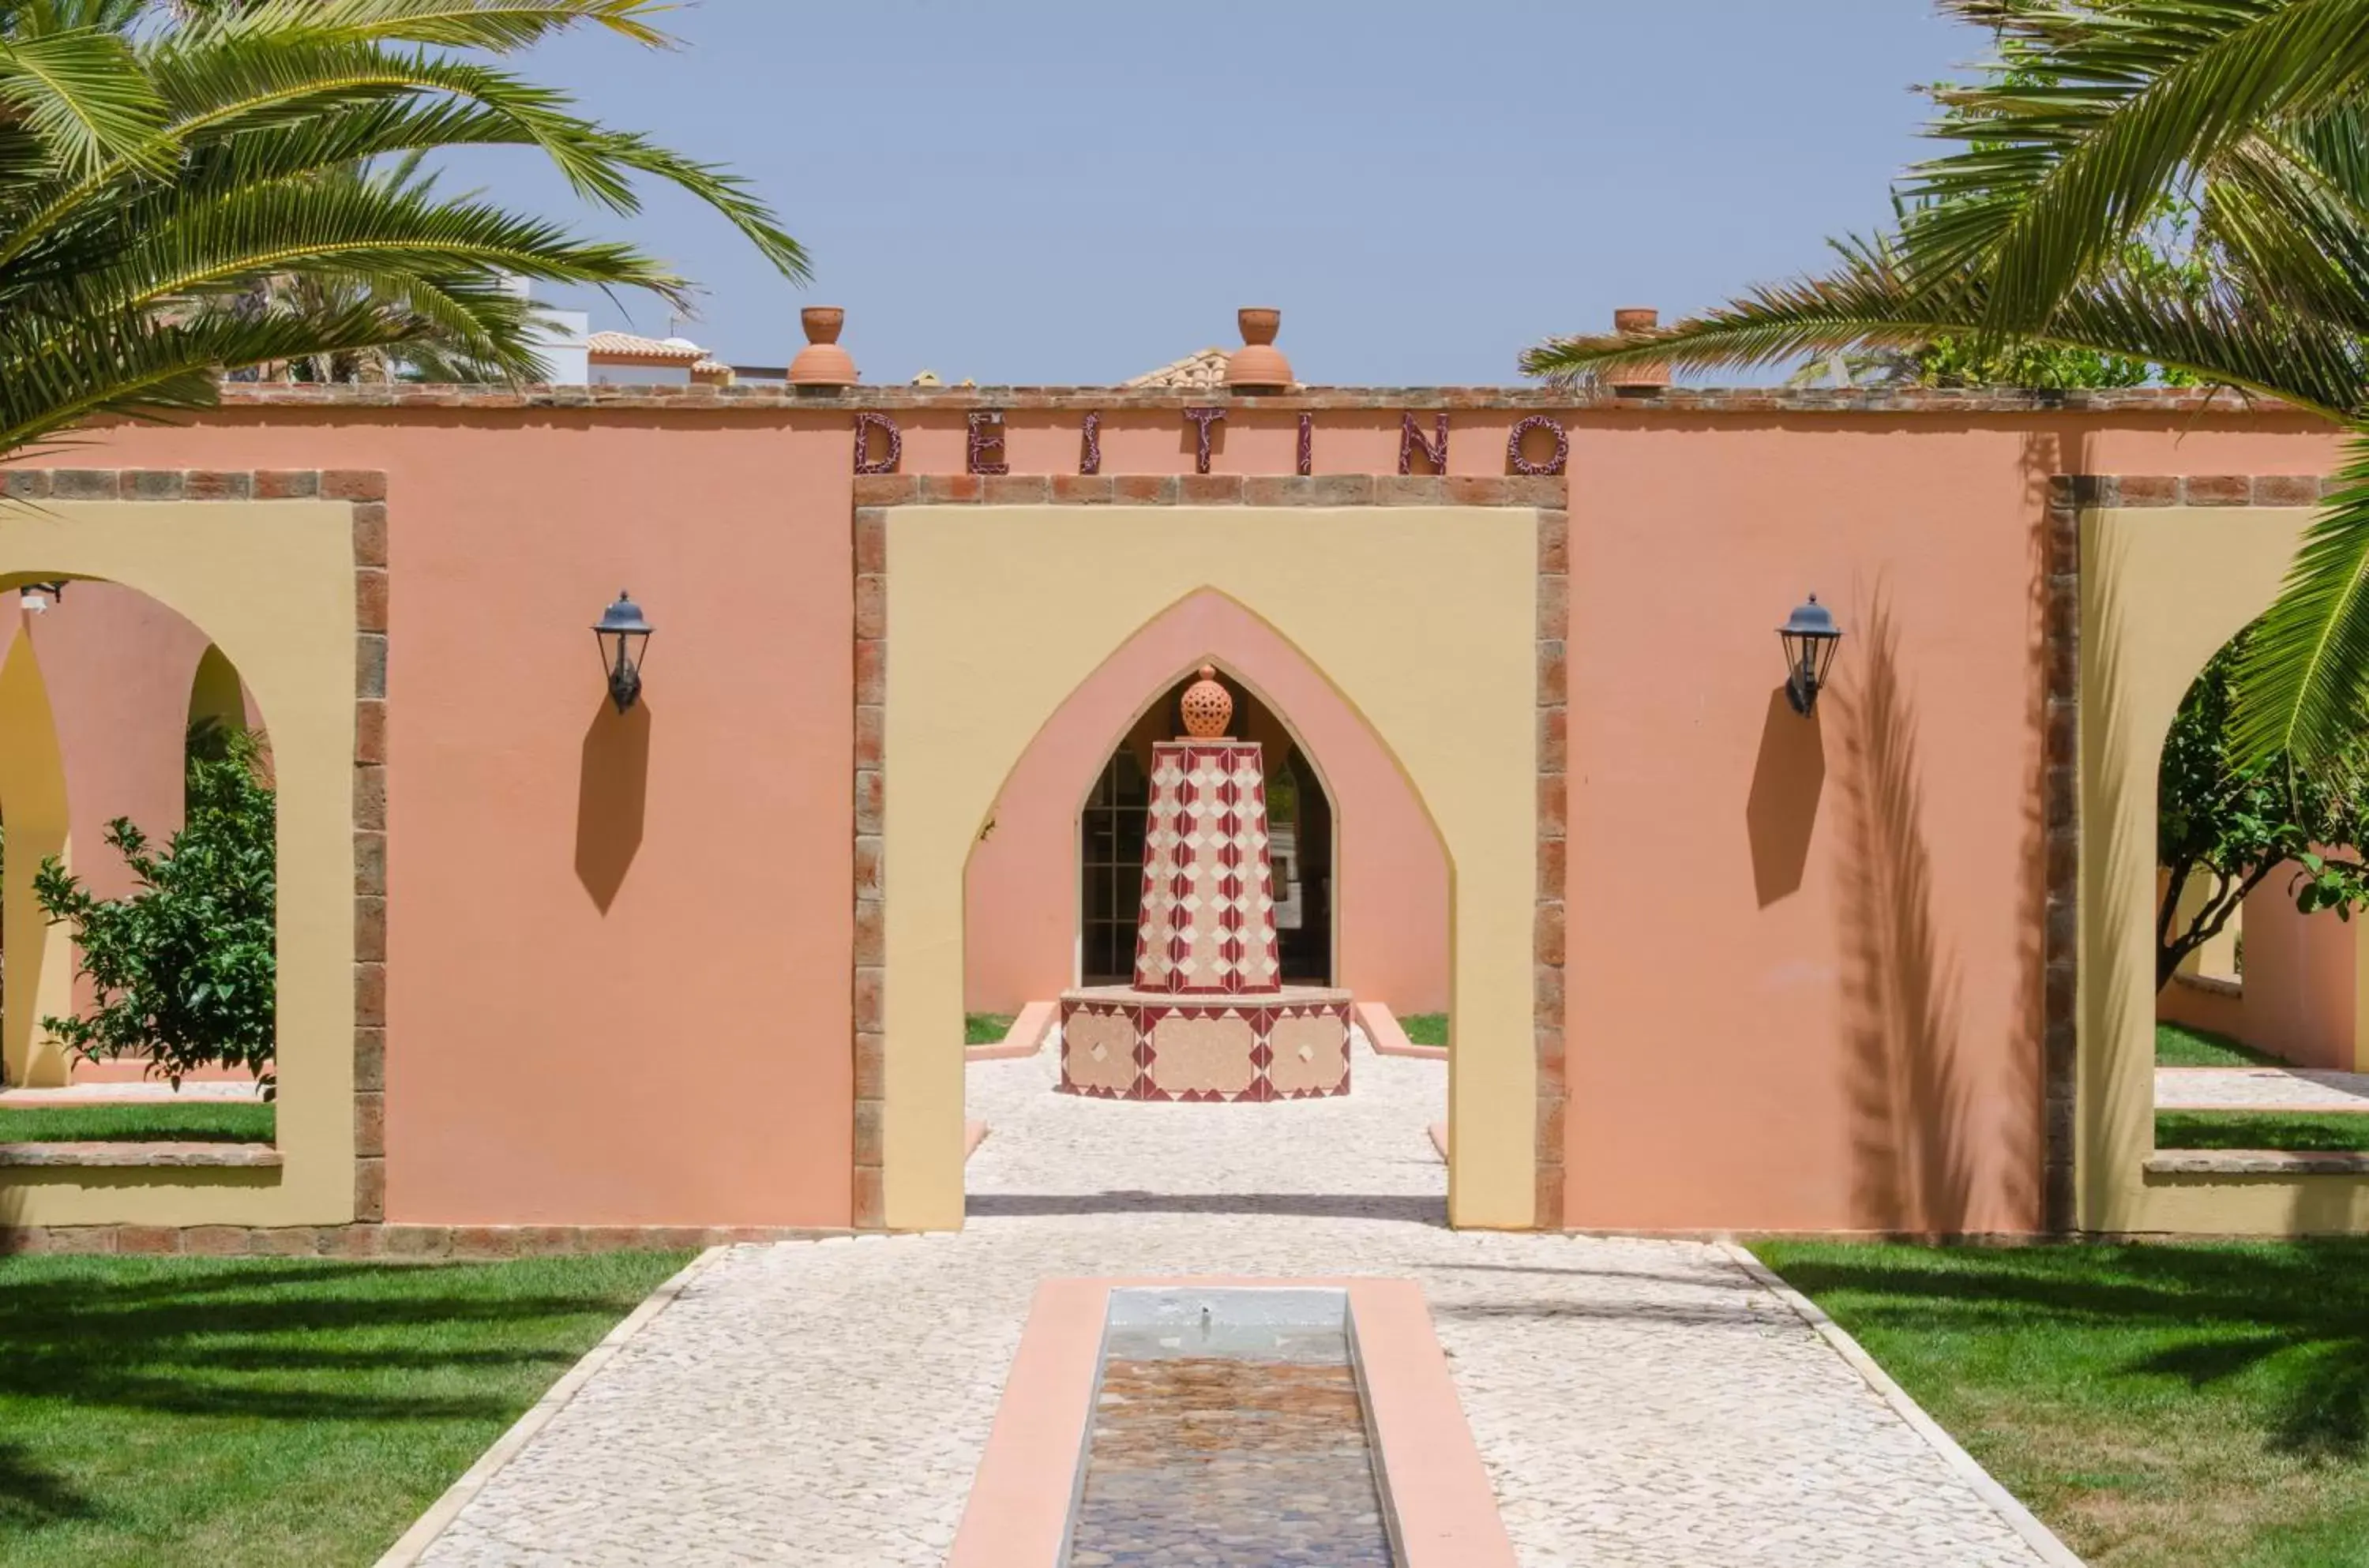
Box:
[1058,667,1353,1101]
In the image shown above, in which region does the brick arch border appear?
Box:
[0,467,384,1253]
[849,472,1570,1229]
[2038,471,2333,1236]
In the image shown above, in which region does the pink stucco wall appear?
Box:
[964,589,1448,1014]
[2157,878,2359,1071]
[28,585,248,1082]
[28,583,211,903]
[38,410,857,1226]
[1563,416,2341,1234]
[29,392,2345,1235]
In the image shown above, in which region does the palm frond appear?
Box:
[1520,234,2363,418]
[0,0,806,447]
[1898,0,2369,328]
[184,0,677,52]
[0,24,161,174]
[0,297,433,450]
[0,34,809,283]
[2232,429,2369,768]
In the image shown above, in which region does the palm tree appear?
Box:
[1521,0,2369,771]
[220,152,521,384]
[0,0,807,456]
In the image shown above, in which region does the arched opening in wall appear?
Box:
[0,580,276,1150]
[188,643,248,734]
[958,593,1452,1225]
[1079,669,1336,988]
[2149,620,2369,1153]
[962,591,1450,1025]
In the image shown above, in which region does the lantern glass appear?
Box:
[1778,594,1843,715]
[592,591,654,711]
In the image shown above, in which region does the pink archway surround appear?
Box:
[8,583,262,1082]
[963,589,1449,1015]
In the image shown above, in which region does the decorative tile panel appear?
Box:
[1063,1006,1144,1097]
[1057,990,1352,1101]
[1266,1010,1350,1097]
[1147,1011,1262,1096]
[1131,738,1284,996]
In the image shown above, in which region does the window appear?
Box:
[1079,750,1150,985]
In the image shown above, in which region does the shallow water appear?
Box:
[1066,1320,1395,1568]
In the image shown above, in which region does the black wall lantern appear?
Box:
[593,591,653,713]
[1778,593,1843,717]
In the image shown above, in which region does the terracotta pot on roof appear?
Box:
[1224,307,1292,392]
[1609,306,1670,394]
[789,306,856,388]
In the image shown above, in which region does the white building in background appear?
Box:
[581,331,734,387]
[526,309,591,384]
[498,274,591,384]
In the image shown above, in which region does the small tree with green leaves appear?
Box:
[33,722,276,1091]
[2159,636,2369,992]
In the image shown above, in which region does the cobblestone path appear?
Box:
[410,1041,2066,1567]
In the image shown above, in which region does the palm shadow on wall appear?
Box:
[1832,597,1977,1235]
[576,699,650,913]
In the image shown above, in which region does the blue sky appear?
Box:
[449,2,1984,385]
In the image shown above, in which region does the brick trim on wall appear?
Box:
[0,468,388,1255]
[199,381,2304,418]
[1535,508,1569,1229]
[2039,472,2330,1235]
[852,497,888,1229]
[847,471,1568,1229]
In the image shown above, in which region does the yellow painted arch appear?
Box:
[0,628,73,1086]
[883,504,1541,1231]
[0,501,356,1228]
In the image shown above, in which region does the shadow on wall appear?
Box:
[2085,522,2146,1214]
[575,699,650,913]
[1834,596,1977,1234]
[2014,437,2057,1230]
[1745,685,1824,906]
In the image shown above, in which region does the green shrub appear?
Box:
[33,725,275,1093]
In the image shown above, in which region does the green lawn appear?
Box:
[2158,1019,2283,1068]
[2158,1112,2369,1153]
[0,1251,693,1567]
[1399,1013,1448,1048]
[1758,1240,2369,1568]
[964,1012,1016,1046]
[0,1104,274,1142]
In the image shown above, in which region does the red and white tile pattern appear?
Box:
[1058,992,1353,1102]
[1132,740,1283,996]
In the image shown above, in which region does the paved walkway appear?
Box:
[2157,1065,2369,1111]
[409,1042,2063,1567]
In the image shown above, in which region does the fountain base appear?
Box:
[1057,986,1353,1101]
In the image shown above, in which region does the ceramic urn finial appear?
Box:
[1224,307,1292,392]
[1608,306,1671,395]
[788,306,857,388]
[1180,665,1233,737]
